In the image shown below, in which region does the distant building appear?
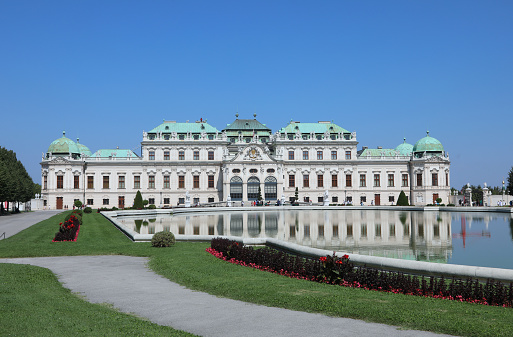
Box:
[40,116,451,209]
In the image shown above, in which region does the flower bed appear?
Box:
[52,211,82,242]
[208,238,513,308]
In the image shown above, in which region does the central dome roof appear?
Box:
[413,131,444,153]
[47,131,80,155]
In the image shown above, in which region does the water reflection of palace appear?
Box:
[119,210,453,263]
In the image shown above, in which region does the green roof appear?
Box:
[359,148,398,157]
[91,149,139,158]
[395,139,414,156]
[149,121,220,133]
[413,132,444,153]
[76,138,92,156]
[222,117,272,137]
[278,121,350,134]
[47,131,80,154]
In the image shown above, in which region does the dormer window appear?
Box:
[165,126,169,130]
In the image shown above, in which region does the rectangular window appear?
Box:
[208,151,214,160]
[164,175,170,188]
[208,175,214,188]
[432,173,438,186]
[360,174,366,187]
[402,174,408,187]
[179,151,185,160]
[148,176,155,189]
[388,174,394,187]
[303,151,309,160]
[374,174,380,187]
[389,195,395,203]
[346,174,352,187]
[87,199,93,205]
[74,176,79,189]
[148,198,155,205]
[57,176,63,189]
[164,198,170,204]
[288,151,294,160]
[193,175,200,188]
[303,174,309,188]
[332,174,338,187]
[317,174,323,188]
[103,176,109,189]
[446,173,449,186]
[43,176,48,190]
[289,174,295,188]
[164,151,170,160]
[417,173,422,187]
[332,196,338,203]
[345,150,351,160]
[317,151,323,160]
[149,151,155,160]
[118,176,125,189]
[178,197,184,204]
[103,199,109,205]
[208,197,215,203]
[331,151,337,160]
[134,176,140,189]
[179,175,185,189]
[87,176,94,189]
[193,151,199,160]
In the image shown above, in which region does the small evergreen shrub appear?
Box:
[151,231,175,247]
[148,204,156,209]
[134,190,143,209]
[84,207,92,213]
[396,191,409,206]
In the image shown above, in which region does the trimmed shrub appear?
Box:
[151,231,175,247]
[396,191,409,206]
[74,200,83,209]
[148,204,156,209]
[84,207,92,213]
[134,190,143,209]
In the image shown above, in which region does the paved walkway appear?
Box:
[1,255,450,337]
[0,210,62,239]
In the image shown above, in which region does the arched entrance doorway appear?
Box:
[230,176,243,201]
[264,176,277,200]
[247,176,260,201]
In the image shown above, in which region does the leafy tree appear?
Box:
[508,166,513,195]
[74,200,82,208]
[257,186,263,201]
[0,147,34,213]
[396,191,409,206]
[133,190,143,209]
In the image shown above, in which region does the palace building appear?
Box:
[41,115,451,209]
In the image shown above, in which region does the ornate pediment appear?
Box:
[230,145,276,163]
[50,156,70,164]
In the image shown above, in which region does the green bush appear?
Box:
[151,231,176,247]
[396,191,409,206]
[134,190,143,209]
[84,207,92,213]
[74,200,83,209]
[148,204,156,209]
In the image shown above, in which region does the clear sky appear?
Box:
[1,0,512,190]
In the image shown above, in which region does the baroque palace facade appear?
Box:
[41,115,451,209]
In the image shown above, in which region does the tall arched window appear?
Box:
[230,176,243,201]
[264,176,277,200]
[247,176,260,200]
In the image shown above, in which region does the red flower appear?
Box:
[319,256,327,262]
[343,254,349,259]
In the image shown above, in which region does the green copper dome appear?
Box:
[47,131,80,155]
[413,131,444,153]
[76,138,92,156]
[395,138,414,156]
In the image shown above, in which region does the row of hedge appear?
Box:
[52,210,82,242]
[209,238,513,308]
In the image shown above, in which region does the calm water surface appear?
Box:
[117,209,513,270]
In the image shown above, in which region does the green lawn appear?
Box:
[1,211,513,337]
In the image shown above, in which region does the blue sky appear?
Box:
[1,0,512,190]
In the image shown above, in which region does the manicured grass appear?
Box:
[0,263,194,337]
[1,211,513,336]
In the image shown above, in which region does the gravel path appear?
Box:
[1,255,451,337]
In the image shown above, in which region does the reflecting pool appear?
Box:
[117,210,513,269]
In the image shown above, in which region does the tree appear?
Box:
[258,186,263,201]
[396,191,409,206]
[134,190,143,209]
[74,200,82,209]
[508,166,513,195]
